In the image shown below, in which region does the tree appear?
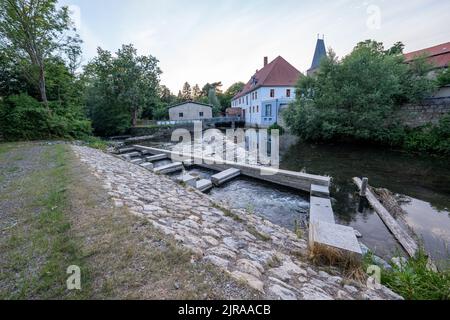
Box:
[284,40,436,145]
[220,82,245,110]
[437,64,450,87]
[181,82,192,101]
[84,44,162,135]
[192,84,201,101]
[0,0,82,106]
[208,88,221,115]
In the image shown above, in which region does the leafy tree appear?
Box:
[192,84,201,101]
[84,44,161,136]
[208,88,221,115]
[160,85,176,104]
[220,82,245,110]
[181,82,192,101]
[437,64,450,87]
[0,0,82,106]
[284,40,436,145]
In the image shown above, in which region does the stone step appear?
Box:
[183,159,194,168]
[140,149,155,156]
[140,162,154,170]
[118,147,136,154]
[122,151,141,159]
[211,168,241,186]
[309,196,335,224]
[130,158,145,165]
[177,173,198,187]
[196,179,213,192]
[153,162,183,174]
[311,184,330,198]
[146,154,169,162]
[309,220,362,257]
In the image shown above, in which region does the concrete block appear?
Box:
[153,162,183,174]
[140,162,154,171]
[310,196,335,224]
[211,168,241,186]
[183,159,194,168]
[130,158,145,165]
[146,154,169,162]
[311,184,330,198]
[309,221,362,256]
[196,179,213,192]
[177,173,197,187]
[118,147,136,154]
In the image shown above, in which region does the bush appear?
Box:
[268,122,285,135]
[0,93,92,141]
[381,251,450,300]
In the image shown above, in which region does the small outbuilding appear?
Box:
[168,101,213,121]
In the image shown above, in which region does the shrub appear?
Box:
[0,93,92,141]
[268,122,285,136]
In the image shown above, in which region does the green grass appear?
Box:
[380,251,450,300]
[0,144,90,299]
[82,136,109,151]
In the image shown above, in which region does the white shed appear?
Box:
[168,101,213,121]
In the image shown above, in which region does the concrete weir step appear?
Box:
[309,221,362,256]
[196,179,213,192]
[130,158,145,165]
[177,173,197,187]
[311,184,330,198]
[153,162,183,174]
[309,196,335,224]
[211,168,241,186]
[146,154,169,162]
[140,162,154,170]
[118,147,136,154]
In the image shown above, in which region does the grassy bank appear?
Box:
[0,142,259,300]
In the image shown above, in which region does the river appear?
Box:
[139,134,450,267]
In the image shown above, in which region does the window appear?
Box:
[246,95,248,105]
[256,106,259,113]
[199,112,204,117]
[286,89,291,97]
[179,113,184,118]
[253,106,255,113]
[265,104,272,117]
[255,91,258,99]
[270,89,275,98]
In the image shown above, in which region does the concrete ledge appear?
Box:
[310,196,335,224]
[177,173,198,187]
[133,145,331,192]
[153,162,183,174]
[311,184,330,198]
[140,162,154,170]
[309,221,362,256]
[211,168,241,186]
[196,179,213,192]
[146,154,169,162]
[130,158,145,165]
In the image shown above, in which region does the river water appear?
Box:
[139,135,450,266]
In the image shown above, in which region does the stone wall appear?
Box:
[395,100,450,128]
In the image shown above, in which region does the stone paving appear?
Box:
[72,145,403,300]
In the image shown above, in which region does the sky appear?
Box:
[59,0,450,94]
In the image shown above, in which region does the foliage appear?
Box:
[0,0,82,105]
[284,40,438,149]
[437,64,450,87]
[268,122,285,136]
[84,44,162,136]
[381,251,450,300]
[0,93,91,140]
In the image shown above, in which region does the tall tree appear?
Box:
[0,0,82,106]
[84,44,161,135]
[181,82,192,101]
[192,84,201,101]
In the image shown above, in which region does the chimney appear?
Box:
[264,56,268,67]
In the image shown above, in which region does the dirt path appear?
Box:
[0,142,259,299]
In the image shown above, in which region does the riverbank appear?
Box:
[71,144,404,300]
[0,142,259,299]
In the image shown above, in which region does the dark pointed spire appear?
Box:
[307,36,327,76]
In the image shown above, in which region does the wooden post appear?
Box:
[360,177,369,197]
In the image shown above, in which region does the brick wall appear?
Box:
[395,100,450,128]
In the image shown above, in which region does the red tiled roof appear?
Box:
[233,56,302,99]
[404,42,450,69]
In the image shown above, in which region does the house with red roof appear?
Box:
[230,56,302,127]
[404,42,450,100]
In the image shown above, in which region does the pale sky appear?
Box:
[59,0,450,93]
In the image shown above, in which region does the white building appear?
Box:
[230,56,302,127]
[168,101,213,121]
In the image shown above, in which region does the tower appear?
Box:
[307,35,327,76]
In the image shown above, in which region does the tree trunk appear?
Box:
[38,63,48,107]
[131,107,138,127]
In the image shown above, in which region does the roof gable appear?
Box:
[168,101,213,109]
[234,56,302,99]
[404,42,450,69]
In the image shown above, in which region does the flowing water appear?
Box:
[139,135,450,266]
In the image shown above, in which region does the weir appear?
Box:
[132,145,331,192]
